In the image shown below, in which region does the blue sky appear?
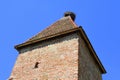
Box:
[0,0,120,79]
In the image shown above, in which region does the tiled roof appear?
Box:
[15,16,78,49]
[27,16,78,42]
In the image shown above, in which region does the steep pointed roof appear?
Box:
[15,16,78,49]
[28,16,78,42]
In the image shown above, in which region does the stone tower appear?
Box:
[9,12,106,80]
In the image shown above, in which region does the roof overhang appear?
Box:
[78,27,106,74]
[15,27,80,50]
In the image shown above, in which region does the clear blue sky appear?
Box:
[0,0,119,80]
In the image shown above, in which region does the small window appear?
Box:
[34,62,39,68]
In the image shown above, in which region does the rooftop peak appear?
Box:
[64,11,76,21]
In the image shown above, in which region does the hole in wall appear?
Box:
[34,62,39,68]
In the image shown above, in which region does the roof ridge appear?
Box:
[68,16,78,28]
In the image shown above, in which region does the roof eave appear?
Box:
[15,27,80,50]
[78,27,106,74]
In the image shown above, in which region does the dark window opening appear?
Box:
[34,62,39,68]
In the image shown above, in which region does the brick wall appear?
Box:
[9,33,79,80]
